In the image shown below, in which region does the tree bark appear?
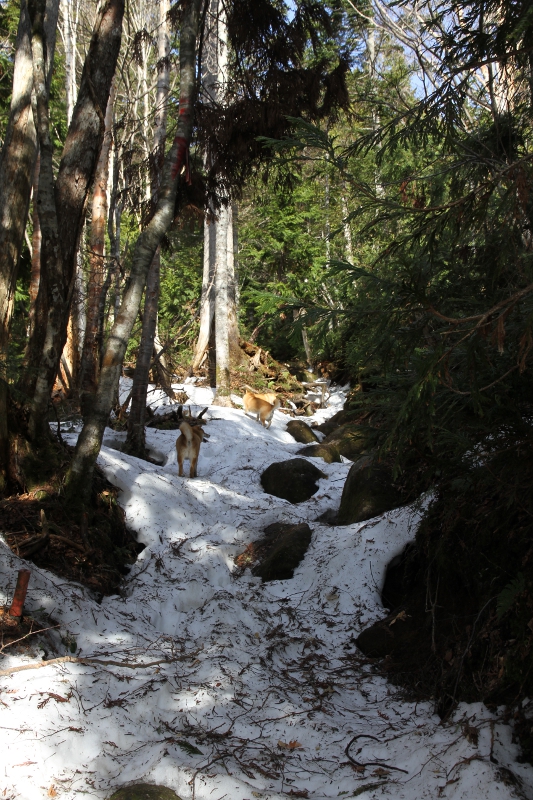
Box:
[196,0,242,385]
[59,0,79,126]
[226,202,243,365]
[28,152,43,344]
[192,205,216,371]
[65,0,203,504]
[79,85,114,416]
[214,199,231,402]
[153,314,173,393]
[125,0,171,457]
[0,0,59,486]
[124,248,161,456]
[191,0,217,373]
[21,0,124,441]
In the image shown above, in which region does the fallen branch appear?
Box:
[345,733,409,774]
[0,655,173,677]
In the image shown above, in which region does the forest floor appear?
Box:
[0,380,532,800]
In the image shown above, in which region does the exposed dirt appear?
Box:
[0,466,143,597]
[0,606,49,652]
[235,522,313,581]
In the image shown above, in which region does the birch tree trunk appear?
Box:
[191,0,217,373]
[65,0,203,504]
[28,154,43,344]
[212,0,232,403]
[21,0,124,442]
[59,0,79,127]
[193,0,243,379]
[213,199,231,403]
[151,0,174,398]
[125,0,171,457]
[192,205,215,371]
[79,86,114,416]
[57,0,85,395]
[226,202,242,365]
[0,0,59,486]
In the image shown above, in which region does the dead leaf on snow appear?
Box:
[38,692,70,708]
[278,740,303,750]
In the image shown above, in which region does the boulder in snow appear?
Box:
[337,456,406,524]
[260,458,326,503]
[286,419,320,444]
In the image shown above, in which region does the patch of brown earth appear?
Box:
[0,468,143,597]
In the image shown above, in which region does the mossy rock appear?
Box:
[108,785,183,800]
[260,458,326,504]
[251,522,313,581]
[296,443,341,463]
[322,423,372,455]
[314,409,348,436]
[287,420,320,444]
[298,423,371,463]
[337,456,406,524]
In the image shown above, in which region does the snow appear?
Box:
[1,380,532,800]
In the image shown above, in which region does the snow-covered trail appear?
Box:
[0,382,532,800]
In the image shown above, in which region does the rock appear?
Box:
[260,458,326,503]
[322,423,372,456]
[296,443,341,463]
[286,420,320,444]
[108,785,183,800]
[355,609,421,658]
[313,409,348,436]
[336,456,406,524]
[237,522,313,582]
[315,507,338,525]
[298,423,371,463]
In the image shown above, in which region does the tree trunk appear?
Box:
[214,200,231,403]
[28,152,43,344]
[153,315,173,394]
[79,86,114,417]
[341,183,354,264]
[212,4,232,402]
[59,0,79,126]
[125,0,171,457]
[0,0,59,487]
[192,0,217,373]
[124,249,161,456]
[55,0,81,398]
[192,205,216,371]
[65,0,203,504]
[226,202,243,365]
[21,0,124,442]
